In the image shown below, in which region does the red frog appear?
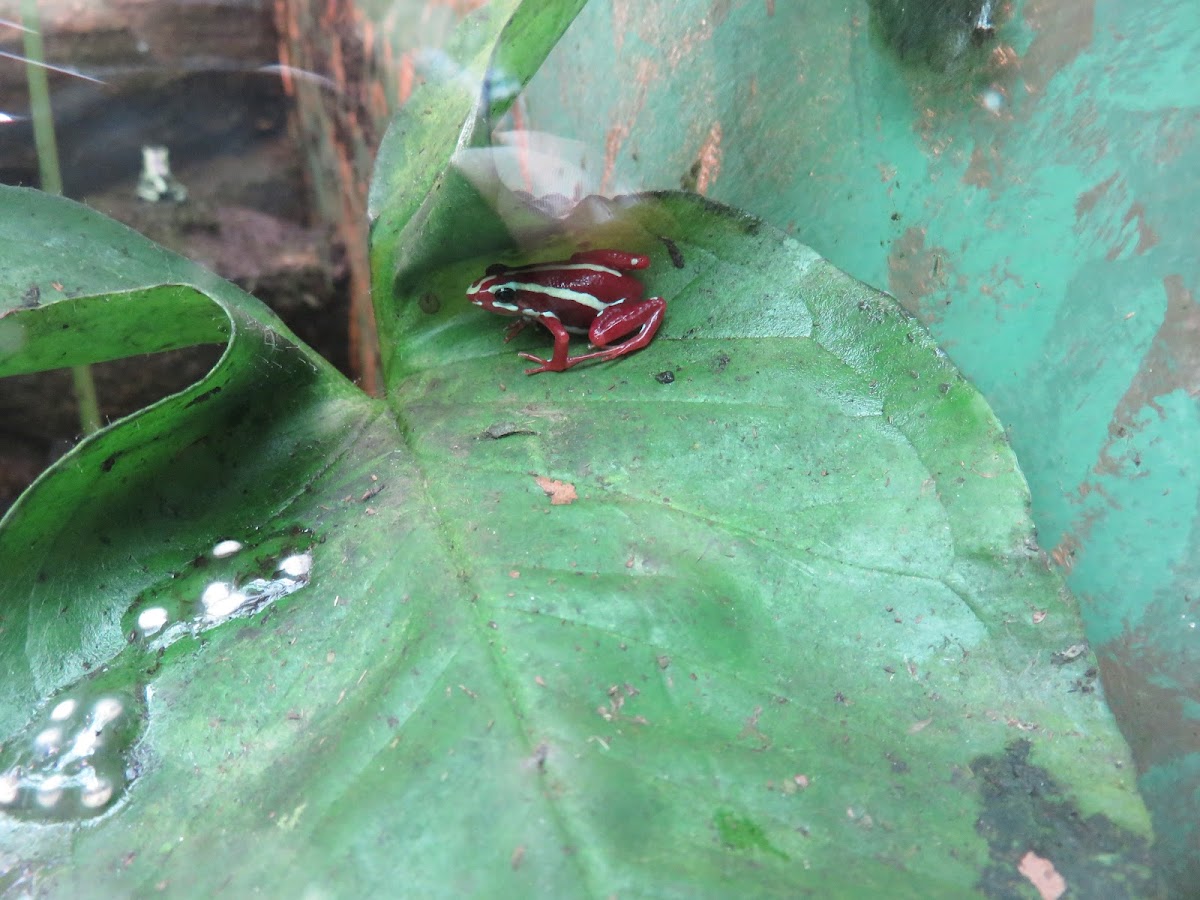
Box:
[467,249,666,374]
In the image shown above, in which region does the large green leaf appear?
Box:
[379,190,1160,896]
[0,181,1157,894]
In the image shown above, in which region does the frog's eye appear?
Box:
[494,287,516,302]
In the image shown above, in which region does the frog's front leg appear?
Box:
[503,318,532,343]
[568,249,650,272]
[517,315,575,374]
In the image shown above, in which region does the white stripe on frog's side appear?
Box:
[517,309,585,333]
[500,281,632,312]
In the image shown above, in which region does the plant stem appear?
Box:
[20,0,61,196]
[21,0,102,435]
[71,365,102,433]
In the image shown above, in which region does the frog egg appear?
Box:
[211,539,244,558]
[49,699,77,721]
[34,726,63,754]
[278,552,312,579]
[36,774,65,808]
[137,606,168,635]
[79,773,114,809]
[201,581,246,618]
[91,697,124,731]
[0,769,19,805]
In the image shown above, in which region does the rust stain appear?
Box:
[1099,631,1200,772]
[1022,0,1096,93]
[665,18,715,69]
[1073,174,1160,262]
[1103,202,1159,260]
[599,58,655,195]
[633,56,657,95]
[1076,275,1198,492]
[1049,533,1078,573]
[962,143,1005,192]
[765,0,775,14]
[426,0,487,13]
[601,124,630,196]
[1153,109,1197,166]
[1061,98,1110,168]
[508,104,537,194]
[694,122,723,195]
[611,0,631,54]
[1110,275,1200,434]
[1074,172,1117,218]
[886,226,951,318]
[1050,483,1113,567]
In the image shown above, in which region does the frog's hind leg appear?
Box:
[568,249,651,272]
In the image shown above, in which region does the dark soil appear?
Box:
[1,128,350,514]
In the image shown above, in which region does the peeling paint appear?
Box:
[886,225,953,319]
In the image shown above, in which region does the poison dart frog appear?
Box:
[466,249,666,374]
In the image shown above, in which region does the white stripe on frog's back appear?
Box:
[501,281,628,312]
[467,262,626,299]
[511,262,625,277]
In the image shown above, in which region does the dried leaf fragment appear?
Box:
[534,475,577,505]
[1018,850,1066,900]
[1051,642,1088,666]
[481,422,536,440]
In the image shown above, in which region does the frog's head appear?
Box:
[467,264,520,316]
